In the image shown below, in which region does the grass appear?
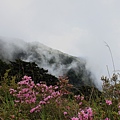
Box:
[0,73,120,120]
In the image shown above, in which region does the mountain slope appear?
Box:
[0,38,94,87]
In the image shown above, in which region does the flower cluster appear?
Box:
[74,95,84,105]
[9,76,95,119]
[71,107,93,120]
[105,100,112,105]
[9,76,69,113]
[63,95,93,120]
[30,83,62,113]
[9,76,36,104]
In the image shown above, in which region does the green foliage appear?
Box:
[0,59,10,81]
[0,73,120,120]
[1,58,120,119]
[71,85,102,101]
[0,71,17,119]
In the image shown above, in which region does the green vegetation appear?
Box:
[0,59,120,120]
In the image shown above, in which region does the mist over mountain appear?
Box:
[0,38,95,88]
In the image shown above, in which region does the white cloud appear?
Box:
[40,27,87,55]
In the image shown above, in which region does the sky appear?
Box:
[0,0,120,85]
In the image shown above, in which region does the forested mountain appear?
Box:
[0,39,95,87]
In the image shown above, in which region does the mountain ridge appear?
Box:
[0,38,94,87]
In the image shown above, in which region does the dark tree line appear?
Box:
[0,59,58,86]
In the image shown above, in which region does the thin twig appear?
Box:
[106,65,111,79]
[104,41,116,73]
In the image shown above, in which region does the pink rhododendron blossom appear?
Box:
[79,102,82,106]
[77,107,93,120]
[55,86,58,89]
[118,111,120,115]
[30,107,36,113]
[106,100,112,105]
[71,117,79,120]
[9,88,17,94]
[39,101,46,105]
[74,95,81,100]
[64,111,67,115]
[30,105,41,113]
[9,76,37,104]
[81,96,84,100]
[86,107,93,117]
[118,105,120,108]
[105,118,110,120]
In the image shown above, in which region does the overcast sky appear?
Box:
[0,0,120,83]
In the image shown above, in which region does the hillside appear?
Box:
[0,39,94,87]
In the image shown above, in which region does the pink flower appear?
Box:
[30,105,41,113]
[44,96,51,101]
[64,112,67,115]
[14,100,20,103]
[55,86,58,89]
[74,95,81,100]
[79,102,82,106]
[36,83,41,86]
[105,118,110,120]
[81,96,84,100]
[78,107,93,120]
[118,111,120,115]
[39,101,46,105]
[30,107,36,113]
[86,107,93,117]
[71,117,79,120]
[10,115,15,119]
[9,88,17,94]
[106,100,112,105]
